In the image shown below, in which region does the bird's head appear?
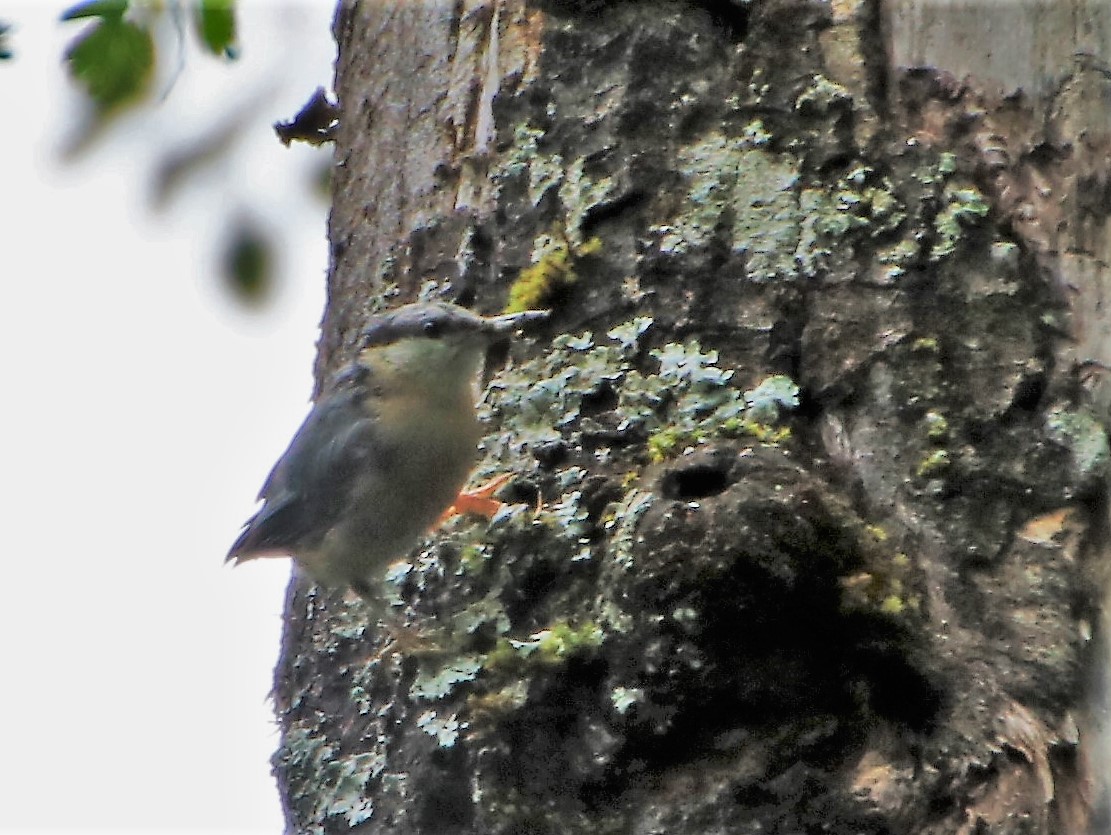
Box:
[355,302,548,398]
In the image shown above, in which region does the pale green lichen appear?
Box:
[410,655,484,701]
[416,710,462,748]
[877,238,920,280]
[813,168,906,239]
[605,488,654,572]
[561,156,616,246]
[275,722,385,832]
[330,753,381,826]
[1045,407,1110,484]
[497,122,562,206]
[741,119,773,147]
[483,320,797,470]
[653,130,804,281]
[536,490,590,538]
[743,375,801,424]
[653,341,733,386]
[931,184,990,261]
[731,150,804,281]
[610,686,644,715]
[795,74,852,112]
[449,596,512,638]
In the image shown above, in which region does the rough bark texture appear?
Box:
[271,1,1111,832]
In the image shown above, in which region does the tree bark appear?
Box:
[271,1,1111,832]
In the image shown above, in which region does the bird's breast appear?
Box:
[286,385,486,589]
[366,389,482,522]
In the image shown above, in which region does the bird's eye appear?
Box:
[422,318,442,337]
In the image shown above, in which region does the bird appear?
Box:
[227,301,548,606]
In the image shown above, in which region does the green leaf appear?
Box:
[65,16,153,112]
[61,0,128,22]
[195,0,237,57]
[0,21,13,60]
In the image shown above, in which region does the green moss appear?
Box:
[839,549,921,622]
[648,426,703,462]
[923,411,949,442]
[865,524,888,542]
[719,417,791,444]
[505,234,572,313]
[481,638,522,671]
[466,680,531,726]
[879,595,905,615]
[536,621,604,662]
[504,233,602,314]
[911,337,939,352]
[483,621,604,672]
[916,449,951,477]
[458,543,488,574]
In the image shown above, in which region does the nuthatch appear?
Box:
[227,301,547,601]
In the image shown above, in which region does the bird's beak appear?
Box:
[482,309,549,334]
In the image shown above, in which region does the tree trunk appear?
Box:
[270,1,1111,832]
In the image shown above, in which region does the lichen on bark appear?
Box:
[271,1,1111,833]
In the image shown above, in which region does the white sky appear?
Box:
[0,4,336,831]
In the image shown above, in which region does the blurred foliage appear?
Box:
[64,9,153,115]
[45,0,332,308]
[222,218,276,306]
[0,21,13,60]
[195,0,237,57]
[61,0,238,118]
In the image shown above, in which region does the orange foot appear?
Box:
[440,473,515,523]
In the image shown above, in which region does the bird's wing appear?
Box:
[227,386,381,562]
